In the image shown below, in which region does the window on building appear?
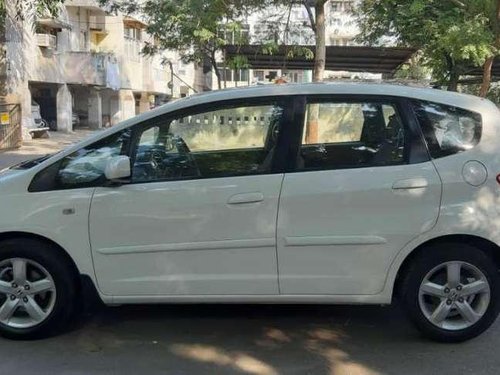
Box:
[254,70,265,82]
[331,2,340,12]
[331,17,342,26]
[234,69,249,82]
[344,1,354,12]
[35,25,59,51]
[218,24,250,44]
[124,26,142,61]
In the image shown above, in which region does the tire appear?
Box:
[0,238,78,339]
[400,243,500,342]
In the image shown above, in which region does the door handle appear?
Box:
[392,178,429,190]
[227,192,264,205]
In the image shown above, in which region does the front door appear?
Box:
[89,98,289,296]
[277,97,442,295]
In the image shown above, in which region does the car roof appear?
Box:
[140,82,491,124]
[47,82,497,164]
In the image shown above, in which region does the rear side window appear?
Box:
[298,100,407,171]
[412,100,482,158]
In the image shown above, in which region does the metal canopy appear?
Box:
[466,57,500,77]
[224,45,417,74]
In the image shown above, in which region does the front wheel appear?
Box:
[401,243,500,342]
[0,239,77,339]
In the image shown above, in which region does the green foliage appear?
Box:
[394,55,431,80]
[0,0,64,22]
[261,41,280,55]
[226,55,249,70]
[461,82,500,104]
[0,1,5,35]
[356,0,497,88]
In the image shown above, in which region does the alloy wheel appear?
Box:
[0,258,56,329]
[418,261,490,331]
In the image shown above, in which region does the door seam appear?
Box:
[87,187,112,300]
[275,173,286,294]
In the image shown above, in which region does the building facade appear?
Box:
[1,0,171,136]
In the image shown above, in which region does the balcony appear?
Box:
[62,52,108,86]
[64,0,105,14]
[89,14,107,33]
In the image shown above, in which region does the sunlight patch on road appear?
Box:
[170,343,278,375]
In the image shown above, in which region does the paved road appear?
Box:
[0,303,498,375]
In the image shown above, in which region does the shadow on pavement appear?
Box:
[0,303,498,375]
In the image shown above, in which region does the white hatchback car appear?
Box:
[0,83,499,341]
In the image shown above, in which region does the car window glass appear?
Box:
[412,101,482,158]
[133,103,284,182]
[56,130,131,187]
[299,101,406,171]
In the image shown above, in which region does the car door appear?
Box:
[277,96,442,295]
[89,97,291,296]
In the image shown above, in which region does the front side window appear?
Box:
[412,100,482,158]
[29,129,131,192]
[132,102,284,182]
[298,101,407,171]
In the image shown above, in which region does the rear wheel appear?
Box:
[0,239,77,339]
[401,243,500,342]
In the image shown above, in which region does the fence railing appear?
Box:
[0,103,22,151]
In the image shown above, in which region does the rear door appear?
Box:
[277,96,442,295]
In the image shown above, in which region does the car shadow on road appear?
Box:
[1,303,498,375]
[40,302,494,375]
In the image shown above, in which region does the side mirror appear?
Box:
[104,155,131,181]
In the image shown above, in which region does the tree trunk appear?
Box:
[479,0,500,97]
[213,64,222,90]
[303,0,327,144]
[208,50,222,90]
[313,0,326,82]
[447,70,459,91]
[480,57,494,97]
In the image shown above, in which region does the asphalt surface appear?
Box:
[0,303,498,375]
[0,129,96,170]
[1,133,500,375]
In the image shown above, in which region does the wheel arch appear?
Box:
[0,231,82,289]
[393,234,500,299]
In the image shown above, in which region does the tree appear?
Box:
[310,0,327,82]
[480,0,500,97]
[356,0,494,92]
[257,0,327,82]
[140,0,253,90]
[101,0,267,91]
[251,0,326,142]
[0,0,64,24]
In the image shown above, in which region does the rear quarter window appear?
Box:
[412,100,482,158]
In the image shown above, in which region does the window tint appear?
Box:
[298,101,406,171]
[29,130,131,191]
[132,103,284,182]
[412,100,482,158]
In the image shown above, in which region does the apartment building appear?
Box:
[2,0,170,136]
